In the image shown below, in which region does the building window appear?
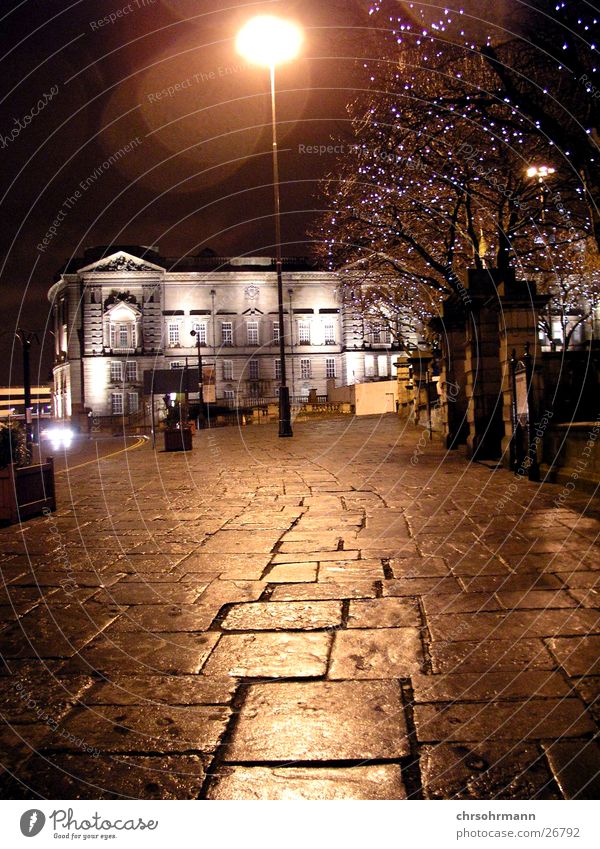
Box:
[326,357,336,379]
[222,322,233,346]
[365,354,375,377]
[193,322,207,345]
[247,321,259,346]
[274,359,281,380]
[170,361,184,369]
[118,324,129,347]
[110,362,123,382]
[372,324,381,343]
[382,328,391,344]
[223,389,235,406]
[324,323,335,344]
[300,358,311,379]
[125,361,138,381]
[128,392,139,413]
[222,360,233,380]
[168,323,180,347]
[298,321,311,345]
[378,355,388,378]
[272,322,280,344]
[248,360,259,380]
[111,392,124,415]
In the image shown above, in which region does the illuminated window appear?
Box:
[298,321,311,344]
[222,322,233,346]
[111,392,124,415]
[247,321,259,345]
[324,323,335,344]
[127,392,139,413]
[193,322,207,345]
[168,323,180,347]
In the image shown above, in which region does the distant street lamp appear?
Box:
[236,15,303,437]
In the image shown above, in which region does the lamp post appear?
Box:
[236,15,303,437]
[190,329,205,429]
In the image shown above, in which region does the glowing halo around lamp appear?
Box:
[235,15,303,67]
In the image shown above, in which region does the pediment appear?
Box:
[104,300,141,319]
[79,251,164,274]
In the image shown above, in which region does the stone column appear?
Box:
[430,298,469,449]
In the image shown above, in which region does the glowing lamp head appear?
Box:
[236,15,303,68]
[527,165,556,179]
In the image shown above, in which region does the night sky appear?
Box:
[0,0,540,384]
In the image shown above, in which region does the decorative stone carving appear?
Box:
[95,256,155,272]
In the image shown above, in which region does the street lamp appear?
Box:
[190,329,205,429]
[236,15,303,437]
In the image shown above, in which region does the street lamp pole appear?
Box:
[236,15,303,438]
[190,329,205,429]
[269,63,293,436]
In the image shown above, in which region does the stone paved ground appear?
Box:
[0,415,599,800]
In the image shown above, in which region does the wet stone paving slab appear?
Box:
[0,417,599,799]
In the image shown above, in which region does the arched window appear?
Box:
[103,302,141,351]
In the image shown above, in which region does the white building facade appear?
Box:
[48,246,399,423]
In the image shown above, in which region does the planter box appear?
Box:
[164,428,193,452]
[0,458,56,525]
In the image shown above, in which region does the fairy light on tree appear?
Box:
[315,0,595,339]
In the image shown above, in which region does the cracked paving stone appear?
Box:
[459,574,563,592]
[108,604,219,632]
[414,699,595,742]
[51,704,230,753]
[75,632,219,674]
[178,553,272,578]
[0,673,94,723]
[421,593,501,616]
[319,560,385,581]
[271,551,360,564]
[0,604,124,658]
[200,532,282,554]
[221,601,343,631]
[411,670,572,703]
[265,564,318,583]
[429,639,555,673]
[543,739,600,799]
[381,578,461,596]
[83,675,237,706]
[390,557,451,578]
[197,581,266,606]
[226,680,409,761]
[201,632,331,678]
[270,581,377,601]
[546,635,600,676]
[0,753,206,799]
[206,764,407,800]
[427,609,600,642]
[93,583,205,605]
[347,598,421,628]
[328,628,423,679]
[420,743,560,799]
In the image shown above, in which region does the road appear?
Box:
[1,415,599,799]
